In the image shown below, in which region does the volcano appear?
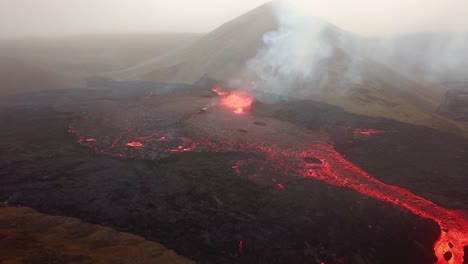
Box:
[108,2,463,137]
[1,2,468,264]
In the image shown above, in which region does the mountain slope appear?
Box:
[110,3,277,83]
[0,33,202,96]
[110,2,465,135]
[0,33,202,79]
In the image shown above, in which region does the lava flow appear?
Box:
[229,142,468,263]
[126,141,144,147]
[68,90,467,263]
[297,146,468,264]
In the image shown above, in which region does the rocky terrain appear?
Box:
[0,79,466,263]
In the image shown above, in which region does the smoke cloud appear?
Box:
[246,0,468,99]
[246,1,362,98]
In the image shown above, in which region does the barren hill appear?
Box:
[0,33,201,96]
[0,33,202,79]
[110,3,277,83]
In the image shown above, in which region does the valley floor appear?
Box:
[0,83,466,264]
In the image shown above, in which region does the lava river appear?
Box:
[67,89,467,263]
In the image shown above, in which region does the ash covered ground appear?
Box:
[0,78,467,264]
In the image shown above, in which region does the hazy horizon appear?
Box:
[1,0,468,39]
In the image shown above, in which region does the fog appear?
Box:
[285,0,468,36]
[1,0,468,39]
[0,0,268,38]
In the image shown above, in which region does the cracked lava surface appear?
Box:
[66,88,467,263]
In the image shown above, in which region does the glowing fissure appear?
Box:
[353,128,393,137]
[68,112,467,263]
[126,141,144,147]
[69,123,198,155]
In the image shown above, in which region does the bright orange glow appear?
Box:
[221,92,253,114]
[234,108,244,114]
[156,136,167,142]
[434,227,467,264]
[125,141,143,147]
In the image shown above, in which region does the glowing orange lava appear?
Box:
[275,183,285,190]
[229,144,468,263]
[68,118,468,263]
[233,108,244,114]
[297,146,468,264]
[77,138,96,143]
[221,92,253,114]
[125,141,144,147]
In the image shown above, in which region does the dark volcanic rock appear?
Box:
[253,121,267,126]
[0,81,466,264]
[252,97,468,210]
[0,104,436,264]
[303,157,323,164]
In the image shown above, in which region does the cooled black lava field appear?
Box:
[0,79,467,264]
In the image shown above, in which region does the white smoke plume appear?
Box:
[246,0,468,99]
[246,1,362,99]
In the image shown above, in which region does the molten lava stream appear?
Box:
[297,146,467,264]
[68,103,467,263]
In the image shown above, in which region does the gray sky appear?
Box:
[288,0,468,36]
[0,0,269,38]
[1,0,467,38]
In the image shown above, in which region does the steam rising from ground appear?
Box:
[247,1,362,98]
[246,0,468,98]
